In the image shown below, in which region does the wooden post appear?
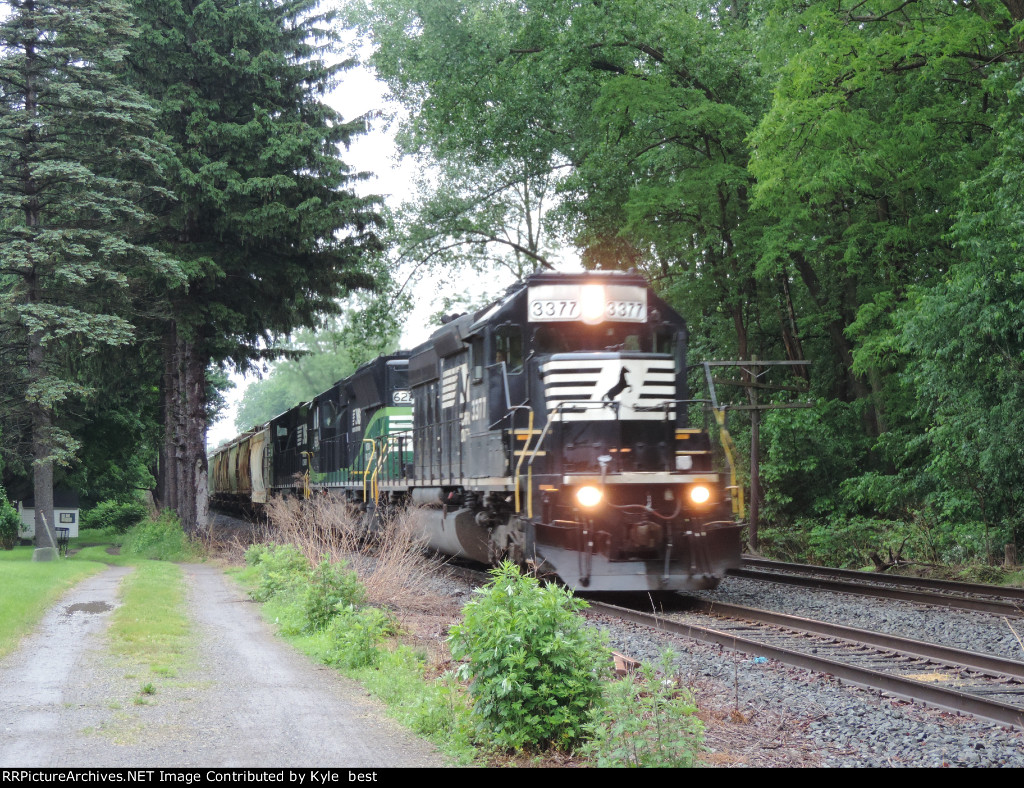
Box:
[748,358,760,552]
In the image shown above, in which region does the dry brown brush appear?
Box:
[262,495,440,610]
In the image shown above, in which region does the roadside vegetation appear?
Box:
[234,497,705,766]
[0,504,198,694]
[0,547,106,661]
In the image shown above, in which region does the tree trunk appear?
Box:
[176,336,208,536]
[158,325,179,511]
[28,330,56,554]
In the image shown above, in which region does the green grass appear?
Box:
[108,560,192,678]
[0,545,107,659]
[2,514,199,679]
[226,564,476,764]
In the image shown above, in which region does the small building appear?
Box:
[19,490,81,539]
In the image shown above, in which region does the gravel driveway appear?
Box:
[0,563,447,768]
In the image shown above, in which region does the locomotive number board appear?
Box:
[527,284,648,323]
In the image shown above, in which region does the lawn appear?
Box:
[0,545,107,659]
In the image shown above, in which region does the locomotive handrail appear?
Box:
[632,397,712,414]
[513,408,534,514]
[713,408,745,519]
[489,403,531,432]
[361,438,376,503]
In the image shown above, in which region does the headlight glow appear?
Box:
[576,485,603,507]
[579,285,606,324]
[689,485,711,504]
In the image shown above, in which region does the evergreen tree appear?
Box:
[0,0,181,553]
[124,0,384,534]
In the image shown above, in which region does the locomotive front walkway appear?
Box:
[0,563,446,768]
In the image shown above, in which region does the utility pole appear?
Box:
[703,360,812,552]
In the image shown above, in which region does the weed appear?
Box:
[246,544,310,603]
[302,558,364,632]
[262,496,439,610]
[140,682,156,695]
[120,511,202,562]
[448,562,608,752]
[582,651,705,767]
[322,606,396,669]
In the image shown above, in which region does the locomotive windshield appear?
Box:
[532,323,675,355]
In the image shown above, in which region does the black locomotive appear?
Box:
[211,270,742,591]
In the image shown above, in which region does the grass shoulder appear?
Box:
[232,497,708,768]
[1,512,199,699]
[0,545,107,660]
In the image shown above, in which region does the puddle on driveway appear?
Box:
[64,601,114,615]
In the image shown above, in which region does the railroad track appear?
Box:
[732,557,1024,618]
[437,558,1024,728]
[585,597,1024,729]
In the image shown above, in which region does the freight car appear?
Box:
[211,270,742,591]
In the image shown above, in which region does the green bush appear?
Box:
[448,562,608,751]
[0,487,20,550]
[323,605,396,669]
[248,544,310,602]
[81,500,148,535]
[244,543,269,566]
[303,558,365,632]
[583,651,705,767]
[120,512,200,562]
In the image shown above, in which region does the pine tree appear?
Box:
[0,0,181,555]
[125,0,384,534]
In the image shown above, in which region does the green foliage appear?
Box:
[0,487,20,549]
[759,402,871,524]
[245,544,311,603]
[119,512,201,562]
[583,651,704,768]
[322,606,396,669]
[81,500,148,535]
[234,299,400,433]
[126,0,385,374]
[244,543,269,567]
[0,0,182,492]
[303,559,366,632]
[448,562,608,751]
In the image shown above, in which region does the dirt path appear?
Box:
[0,563,447,768]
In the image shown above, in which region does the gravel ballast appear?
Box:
[586,574,1024,767]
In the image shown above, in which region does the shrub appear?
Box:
[583,651,705,767]
[248,544,310,602]
[323,605,396,669]
[448,562,608,751]
[0,487,20,549]
[244,543,269,567]
[302,558,365,632]
[81,500,148,534]
[120,511,201,562]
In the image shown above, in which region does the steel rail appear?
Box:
[742,556,1024,602]
[729,567,1024,618]
[686,599,1024,680]
[587,600,1024,730]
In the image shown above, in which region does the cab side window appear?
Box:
[495,325,523,373]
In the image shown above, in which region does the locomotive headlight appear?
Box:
[576,485,603,508]
[579,285,606,324]
[689,485,711,504]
